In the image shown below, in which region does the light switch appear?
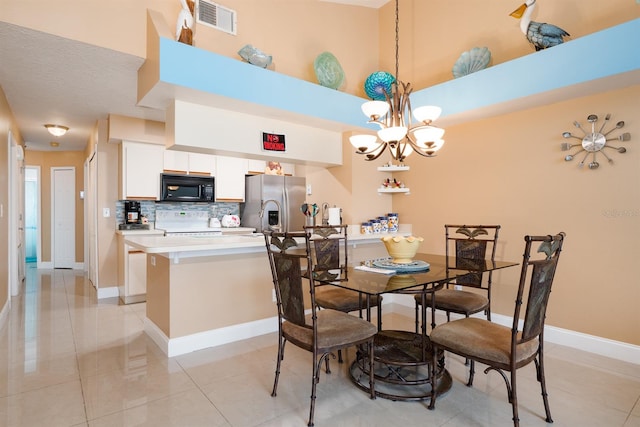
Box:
[103,208,110,217]
[306,184,312,195]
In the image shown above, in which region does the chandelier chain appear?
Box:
[349,0,445,163]
[395,0,399,82]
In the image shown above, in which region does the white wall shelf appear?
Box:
[377,165,410,172]
[378,188,410,194]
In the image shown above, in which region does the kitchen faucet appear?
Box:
[259,199,282,232]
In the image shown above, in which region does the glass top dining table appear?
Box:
[314,253,518,297]
[312,252,520,401]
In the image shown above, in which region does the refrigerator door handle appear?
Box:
[282,187,289,232]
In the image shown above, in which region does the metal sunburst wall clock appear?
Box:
[561,114,630,169]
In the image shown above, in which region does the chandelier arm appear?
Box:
[365,146,388,161]
[354,141,386,156]
[405,138,437,158]
[394,142,408,162]
[367,119,388,129]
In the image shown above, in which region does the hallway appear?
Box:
[0,266,639,426]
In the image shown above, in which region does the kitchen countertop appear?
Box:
[116,228,164,236]
[124,224,412,263]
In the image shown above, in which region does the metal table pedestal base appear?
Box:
[349,330,452,401]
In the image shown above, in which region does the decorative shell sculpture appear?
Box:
[452,47,491,78]
[238,44,273,69]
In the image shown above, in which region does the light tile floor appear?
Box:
[0,266,639,426]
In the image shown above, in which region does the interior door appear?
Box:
[52,167,75,269]
[8,132,25,296]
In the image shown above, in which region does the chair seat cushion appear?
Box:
[415,288,488,315]
[283,309,377,352]
[316,287,382,313]
[429,317,539,370]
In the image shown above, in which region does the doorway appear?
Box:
[24,167,40,264]
[52,167,75,269]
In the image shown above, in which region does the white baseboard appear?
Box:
[34,261,85,270]
[489,313,640,366]
[142,294,639,364]
[97,286,119,299]
[145,316,279,357]
[389,294,640,366]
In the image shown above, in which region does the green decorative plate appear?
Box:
[314,52,345,90]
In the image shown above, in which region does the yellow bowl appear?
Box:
[381,235,424,264]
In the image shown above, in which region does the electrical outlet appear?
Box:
[150,256,156,266]
[272,289,277,302]
[103,208,110,217]
[306,184,312,195]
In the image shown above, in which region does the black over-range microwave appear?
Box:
[160,173,215,202]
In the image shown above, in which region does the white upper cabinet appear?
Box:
[281,162,295,176]
[188,153,216,175]
[247,159,266,175]
[121,141,164,200]
[215,156,248,202]
[164,151,215,175]
[246,160,295,176]
[163,150,189,173]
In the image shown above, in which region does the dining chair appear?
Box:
[414,224,500,333]
[264,229,377,427]
[306,225,383,345]
[428,232,566,427]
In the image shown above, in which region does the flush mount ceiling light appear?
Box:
[44,124,69,137]
[349,0,445,163]
[49,141,60,148]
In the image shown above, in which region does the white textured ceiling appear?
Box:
[0,22,165,152]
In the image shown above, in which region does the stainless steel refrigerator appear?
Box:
[242,174,306,233]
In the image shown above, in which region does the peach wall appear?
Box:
[0,0,180,57]
[191,0,380,98]
[2,1,639,347]
[383,0,639,89]
[108,114,165,145]
[391,85,640,345]
[24,150,86,264]
[96,124,120,289]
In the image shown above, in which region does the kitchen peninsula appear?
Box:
[125,228,408,357]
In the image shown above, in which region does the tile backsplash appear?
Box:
[115,201,240,224]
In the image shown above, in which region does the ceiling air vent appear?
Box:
[197,0,237,35]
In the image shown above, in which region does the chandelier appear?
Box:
[349,0,445,163]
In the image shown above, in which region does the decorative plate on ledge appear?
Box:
[314,52,345,90]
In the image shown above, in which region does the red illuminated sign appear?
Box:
[262,132,286,152]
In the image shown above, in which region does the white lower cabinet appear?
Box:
[118,232,162,304]
[127,250,147,297]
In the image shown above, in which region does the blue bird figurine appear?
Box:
[510,0,569,51]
